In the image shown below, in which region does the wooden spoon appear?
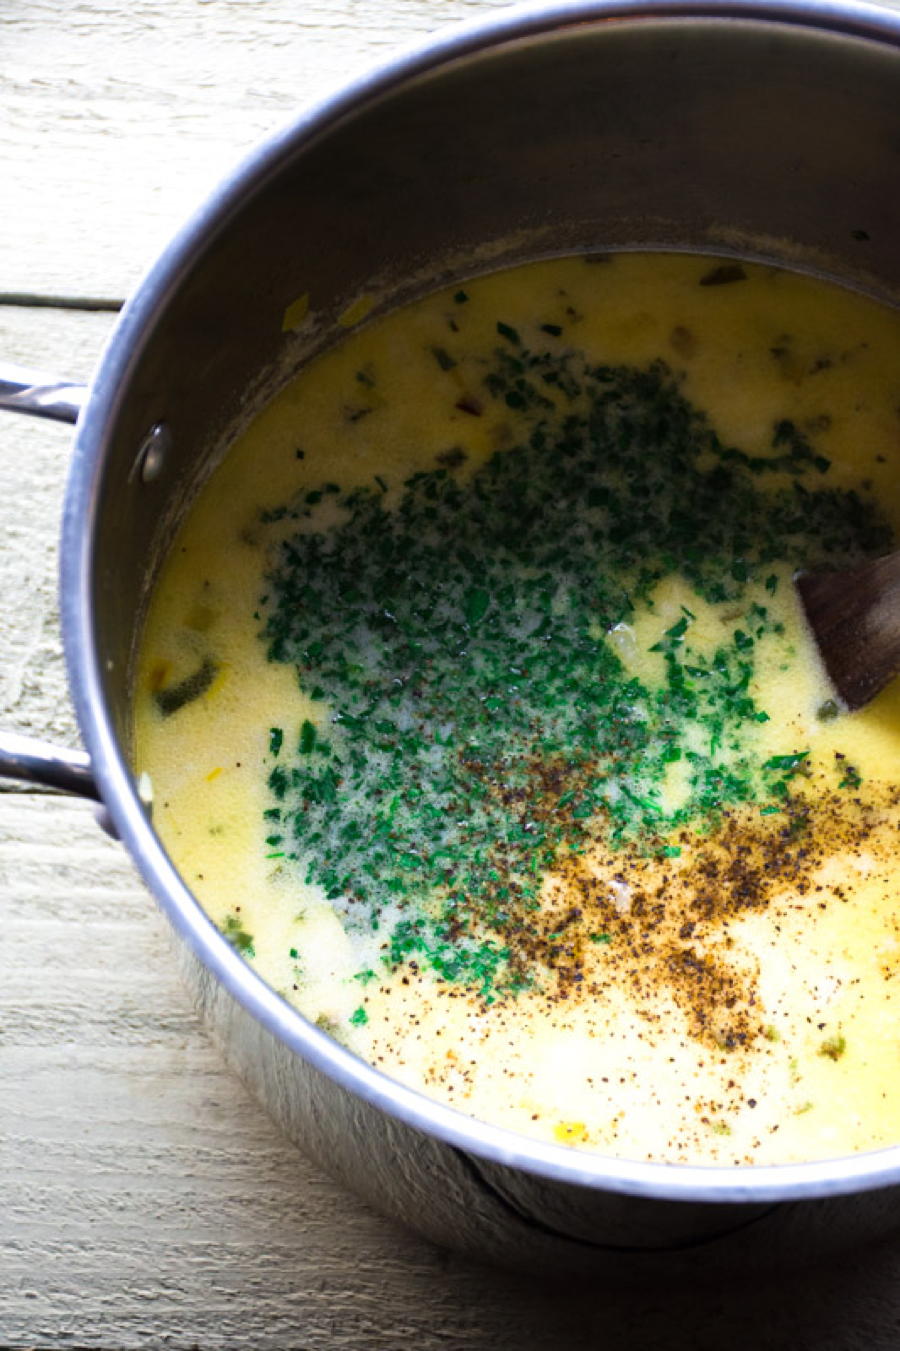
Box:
[796,552,900,711]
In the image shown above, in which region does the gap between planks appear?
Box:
[0,295,124,312]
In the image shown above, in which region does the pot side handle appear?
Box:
[0,361,88,424]
[0,362,100,801]
[0,733,100,801]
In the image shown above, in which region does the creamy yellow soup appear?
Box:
[137,253,900,1166]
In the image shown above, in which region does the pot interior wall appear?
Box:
[85,12,900,744]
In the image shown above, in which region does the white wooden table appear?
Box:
[5,3,900,1346]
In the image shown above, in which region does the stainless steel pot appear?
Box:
[5,0,900,1280]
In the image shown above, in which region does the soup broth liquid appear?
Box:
[137,253,900,1165]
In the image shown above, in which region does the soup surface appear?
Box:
[137,253,900,1165]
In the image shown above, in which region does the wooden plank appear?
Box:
[1,0,494,300]
[0,796,488,1350]
[0,307,116,750]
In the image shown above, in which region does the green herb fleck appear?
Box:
[465,588,490,627]
[220,913,255,957]
[154,657,217,717]
[763,752,810,773]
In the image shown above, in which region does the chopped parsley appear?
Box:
[257,341,890,999]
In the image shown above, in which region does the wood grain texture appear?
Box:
[7,0,900,1346]
[0,308,115,750]
[1,0,494,300]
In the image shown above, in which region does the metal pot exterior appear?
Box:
[60,1,900,1274]
[182,935,900,1279]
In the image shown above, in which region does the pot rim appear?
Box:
[62,0,900,1205]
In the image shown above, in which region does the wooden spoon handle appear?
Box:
[797,550,900,710]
